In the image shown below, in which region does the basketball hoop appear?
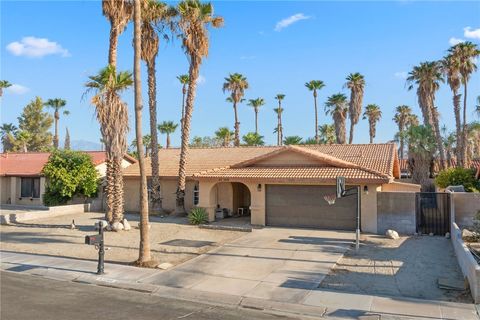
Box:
[324,194,336,205]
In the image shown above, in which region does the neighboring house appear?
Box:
[0,152,136,206]
[123,143,417,234]
[399,158,480,179]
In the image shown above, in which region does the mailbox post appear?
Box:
[85,225,105,275]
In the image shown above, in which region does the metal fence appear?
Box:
[415,192,451,235]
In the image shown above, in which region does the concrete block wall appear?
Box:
[376,192,416,235]
[0,203,85,224]
[452,193,480,228]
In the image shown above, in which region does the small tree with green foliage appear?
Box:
[42,150,99,206]
[16,97,53,151]
[435,167,479,192]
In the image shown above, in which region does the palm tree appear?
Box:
[132,0,151,265]
[305,80,325,143]
[0,80,12,97]
[274,94,285,146]
[44,98,68,149]
[476,96,480,119]
[64,127,71,150]
[15,131,30,153]
[141,0,175,214]
[345,73,365,144]
[84,65,132,225]
[0,123,17,152]
[441,53,463,167]
[158,121,178,148]
[318,124,336,144]
[132,135,152,156]
[102,0,132,67]
[448,42,480,167]
[215,127,233,147]
[176,0,223,214]
[223,73,248,146]
[407,61,446,170]
[466,122,480,160]
[177,74,189,129]
[247,98,265,134]
[406,125,436,191]
[325,93,348,144]
[393,105,415,159]
[283,136,303,145]
[242,132,264,146]
[362,104,382,144]
[441,125,456,165]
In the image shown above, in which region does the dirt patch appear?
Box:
[320,235,472,303]
[0,212,246,267]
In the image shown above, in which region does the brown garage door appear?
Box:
[266,185,357,230]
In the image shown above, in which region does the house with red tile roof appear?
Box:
[123,143,419,234]
[0,151,136,206]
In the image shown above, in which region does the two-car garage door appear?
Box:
[266,185,357,230]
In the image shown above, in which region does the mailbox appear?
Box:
[85,226,105,275]
[85,234,101,245]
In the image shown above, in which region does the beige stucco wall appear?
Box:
[124,177,196,213]
[382,181,421,192]
[0,177,11,204]
[1,176,45,206]
[453,193,480,227]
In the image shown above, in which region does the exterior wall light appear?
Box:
[363,185,369,195]
[257,184,262,192]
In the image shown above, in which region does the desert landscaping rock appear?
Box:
[122,219,131,231]
[385,229,399,240]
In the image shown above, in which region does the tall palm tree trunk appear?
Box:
[279,113,283,145]
[349,120,354,144]
[177,57,199,215]
[233,102,240,146]
[368,120,374,144]
[181,85,186,134]
[147,59,162,213]
[133,0,151,264]
[108,25,119,67]
[166,133,170,148]
[314,93,319,143]
[277,113,281,146]
[453,92,463,167]
[399,127,405,160]
[53,110,59,148]
[254,110,258,134]
[462,80,469,167]
[431,105,446,170]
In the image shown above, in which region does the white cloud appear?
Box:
[394,71,408,79]
[6,84,29,95]
[449,37,465,46]
[6,36,70,58]
[274,13,310,32]
[464,27,480,40]
[197,75,206,85]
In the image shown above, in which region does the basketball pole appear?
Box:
[356,185,360,252]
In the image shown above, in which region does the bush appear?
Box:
[188,207,208,225]
[42,150,99,206]
[435,167,479,192]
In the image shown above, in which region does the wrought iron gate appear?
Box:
[415,192,451,235]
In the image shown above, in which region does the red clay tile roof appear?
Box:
[399,158,480,173]
[0,151,136,176]
[124,143,399,184]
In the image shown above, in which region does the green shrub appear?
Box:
[435,167,479,192]
[188,207,208,225]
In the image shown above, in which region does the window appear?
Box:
[193,185,199,206]
[21,177,40,198]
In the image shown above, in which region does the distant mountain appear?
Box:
[71,140,103,151]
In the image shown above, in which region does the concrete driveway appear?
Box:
[143,227,355,304]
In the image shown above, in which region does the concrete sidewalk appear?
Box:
[1,250,477,320]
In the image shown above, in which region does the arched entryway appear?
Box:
[209,182,252,221]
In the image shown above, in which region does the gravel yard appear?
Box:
[320,234,472,303]
[0,212,245,267]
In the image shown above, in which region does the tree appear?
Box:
[0,123,17,152]
[467,122,480,160]
[318,124,336,144]
[14,131,30,153]
[325,93,348,144]
[242,132,264,146]
[102,0,132,67]
[393,105,416,159]
[362,104,382,144]
[0,80,12,97]
[190,135,220,147]
[476,96,480,119]
[176,0,223,214]
[133,0,151,265]
[44,98,68,149]
[345,73,365,144]
[441,125,456,164]
[158,121,178,148]
[84,65,132,225]
[274,94,285,145]
[177,74,189,129]
[247,98,265,134]
[130,135,152,157]
[435,167,479,192]
[305,80,325,143]
[406,125,437,191]
[223,73,248,146]
[407,61,446,170]
[441,53,463,167]
[448,42,480,167]
[283,136,303,145]
[64,127,71,150]
[42,150,99,206]
[215,127,233,147]
[141,0,176,214]
[16,97,53,151]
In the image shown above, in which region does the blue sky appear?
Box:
[2,0,480,148]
